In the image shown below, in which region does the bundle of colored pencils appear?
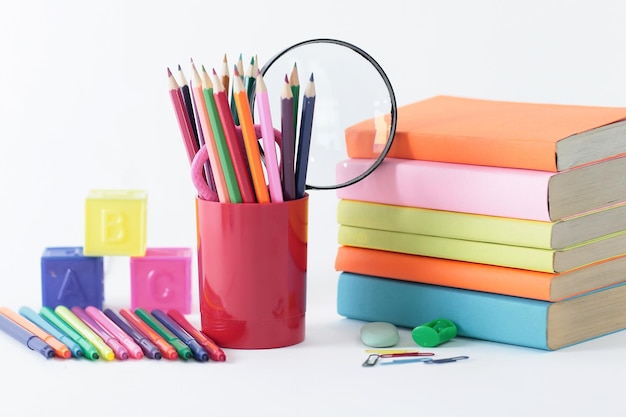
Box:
[167,54,316,203]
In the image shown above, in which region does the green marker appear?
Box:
[39,306,99,360]
[134,308,192,360]
[54,306,115,361]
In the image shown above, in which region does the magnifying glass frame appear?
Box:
[249,38,398,191]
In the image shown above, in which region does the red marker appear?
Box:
[167,309,226,361]
[119,308,178,360]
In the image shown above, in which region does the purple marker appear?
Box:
[71,307,129,360]
[103,308,162,360]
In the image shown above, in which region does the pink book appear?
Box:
[336,157,626,221]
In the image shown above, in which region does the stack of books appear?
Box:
[334,95,626,350]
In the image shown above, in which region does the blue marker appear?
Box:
[19,306,83,358]
[0,313,54,359]
[152,309,209,362]
[103,309,161,360]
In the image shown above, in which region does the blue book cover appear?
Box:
[336,272,626,350]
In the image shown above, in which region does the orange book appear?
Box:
[334,245,626,302]
[344,95,626,172]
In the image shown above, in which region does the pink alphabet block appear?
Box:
[130,247,192,314]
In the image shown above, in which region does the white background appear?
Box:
[2,1,626,416]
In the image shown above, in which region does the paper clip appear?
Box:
[380,357,433,366]
[379,351,434,358]
[424,356,469,364]
[362,354,379,367]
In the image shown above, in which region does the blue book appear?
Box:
[337,272,626,350]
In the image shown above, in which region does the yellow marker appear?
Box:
[55,306,114,361]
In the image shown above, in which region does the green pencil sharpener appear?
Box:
[411,318,457,347]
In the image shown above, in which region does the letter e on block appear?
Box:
[41,247,104,309]
[130,248,192,313]
[84,190,147,256]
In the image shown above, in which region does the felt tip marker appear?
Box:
[40,306,99,360]
[54,306,115,361]
[86,306,144,359]
[71,307,129,360]
[19,306,83,358]
[152,309,209,362]
[167,309,226,361]
[134,308,193,360]
[0,313,54,359]
[119,308,178,360]
[0,307,71,359]
[103,309,160,360]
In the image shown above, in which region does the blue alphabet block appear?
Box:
[41,247,104,309]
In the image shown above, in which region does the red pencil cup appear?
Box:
[195,195,308,349]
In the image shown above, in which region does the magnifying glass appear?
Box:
[254,38,398,191]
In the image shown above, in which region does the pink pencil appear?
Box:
[167,67,198,164]
[255,71,283,202]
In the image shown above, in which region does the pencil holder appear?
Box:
[195,195,308,349]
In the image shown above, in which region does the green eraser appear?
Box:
[360,322,399,348]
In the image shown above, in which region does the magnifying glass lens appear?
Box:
[259,39,396,190]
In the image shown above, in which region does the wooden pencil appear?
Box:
[230,53,244,126]
[191,60,227,202]
[281,74,296,201]
[289,62,300,143]
[177,64,200,150]
[255,71,284,202]
[295,73,316,199]
[245,56,256,100]
[167,67,197,164]
[220,53,230,92]
[201,65,241,203]
[211,68,256,203]
[233,66,270,203]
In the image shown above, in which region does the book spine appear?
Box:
[336,158,555,221]
[336,272,551,350]
[334,246,555,300]
[337,199,555,249]
[338,225,557,272]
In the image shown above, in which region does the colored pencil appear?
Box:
[191,61,225,202]
[212,68,256,203]
[289,62,300,142]
[202,66,242,203]
[245,56,256,100]
[220,53,230,92]
[233,66,270,203]
[177,64,200,150]
[189,72,217,196]
[230,53,244,126]
[167,67,198,164]
[255,71,284,202]
[281,74,296,201]
[295,73,316,199]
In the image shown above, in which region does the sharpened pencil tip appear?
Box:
[310,73,314,82]
[233,65,240,77]
[284,74,289,83]
[223,53,227,62]
[167,67,172,76]
[178,64,182,71]
[212,68,218,75]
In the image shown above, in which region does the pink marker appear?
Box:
[85,306,144,359]
[71,306,129,360]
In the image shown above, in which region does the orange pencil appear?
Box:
[191,60,229,202]
[232,66,270,203]
[0,307,71,359]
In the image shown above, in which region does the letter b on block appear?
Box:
[84,190,147,256]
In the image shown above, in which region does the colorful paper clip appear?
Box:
[362,351,434,367]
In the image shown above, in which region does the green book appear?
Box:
[337,225,626,273]
[337,199,626,250]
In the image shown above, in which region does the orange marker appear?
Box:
[0,307,71,359]
[119,308,178,360]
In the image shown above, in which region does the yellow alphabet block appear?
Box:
[84,190,147,256]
